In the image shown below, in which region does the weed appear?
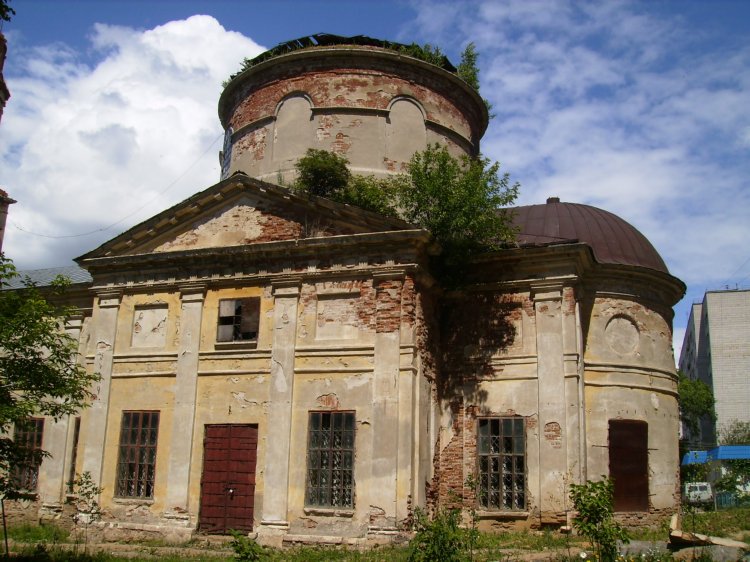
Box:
[2,522,69,543]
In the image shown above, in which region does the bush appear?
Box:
[294,149,351,198]
[570,478,628,562]
[407,507,465,562]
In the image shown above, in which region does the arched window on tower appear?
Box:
[273,93,313,170]
[385,97,426,169]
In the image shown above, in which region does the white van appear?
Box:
[683,482,713,505]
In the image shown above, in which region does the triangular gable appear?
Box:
[78,173,413,260]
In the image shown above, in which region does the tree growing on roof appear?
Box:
[0,254,99,498]
[294,144,519,284]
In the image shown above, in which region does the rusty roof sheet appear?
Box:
[512,198,669,274]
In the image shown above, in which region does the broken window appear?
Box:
[12,418,45,492]
[217,298,260,343]
[609,420,649,511]
[477,417,525,510]
[115,411,159,499]
[305,411,355,508]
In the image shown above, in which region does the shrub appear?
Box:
[407,507,465,562]
[570,478,629,562]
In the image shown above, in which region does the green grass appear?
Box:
[1,522,70,544]
[4,508,749,562]
[680,506,750,537]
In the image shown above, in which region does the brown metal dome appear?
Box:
[512,197,669,274]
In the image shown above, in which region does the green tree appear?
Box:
[0,255,99,498]
[1,0,14,22]
[294,148,351,198]
[294,145,519,282]
[400,144,518,261]
[457,43,480,91]
[678,373,716,435]
[715,420,750,495]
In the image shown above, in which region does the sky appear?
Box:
[1,0,750,362]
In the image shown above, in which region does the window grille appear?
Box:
[477,417,525,510]
[217,298,260,342]
[12,418,45,492]
[305,411,355,508]
[115,411,159,498]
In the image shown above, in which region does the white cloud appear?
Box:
[1,15,264,268]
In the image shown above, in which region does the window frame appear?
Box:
[305,411,355,509]
[12,417,45,492]
[476,416,526,511]
[115,411,160,499]
[216,297,260,343]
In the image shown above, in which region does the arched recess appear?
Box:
[385,97,427,166]
[272,93,314,169]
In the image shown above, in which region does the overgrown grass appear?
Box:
[680,506,750,537]
[1,522,70,543]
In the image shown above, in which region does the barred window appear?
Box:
[217,298,260,342]
[12,418,45,492]
[116,411,159,498]
[477,417,525,510]
[305,411,355,508]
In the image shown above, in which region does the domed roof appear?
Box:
[512,197,669,274]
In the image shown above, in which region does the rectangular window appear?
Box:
[477,417,525,510]
[217,298,260,342]
[12,418,45,492]
[305,411,355,508]
[116,411,159,499]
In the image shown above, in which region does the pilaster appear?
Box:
[82,291,121,488]
[531,283,568,523]
[259,279,300,532]
[368,272,404,533]
[164,284,205,523]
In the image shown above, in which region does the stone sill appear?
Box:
[303,507,355,518]
[475,510,530,519]
[214,340,258,351]
[112,497,154,505]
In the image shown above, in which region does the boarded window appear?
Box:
[116,411,159,499]
[305,411,355,508]
[12,418,45,492]
[609,420,649,511]
[477,417,526,510]
[217,298,260,343]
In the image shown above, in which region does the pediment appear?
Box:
[77,174,413,260]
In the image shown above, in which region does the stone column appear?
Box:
[164,284,205,525]
[259,279,300,534]
[532,283,568,524]
[368,273,403,533]
[38,314,85,518]
[82,291,121,488]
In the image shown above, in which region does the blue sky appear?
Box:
[2,0,750,361]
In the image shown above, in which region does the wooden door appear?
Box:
[199,424,258,533]
[609,420,649,512]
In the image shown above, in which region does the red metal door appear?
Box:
[609,420,649,512]
[199,424,258,533]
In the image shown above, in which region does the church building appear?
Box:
[7,35,685,545]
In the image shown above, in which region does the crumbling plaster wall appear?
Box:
[222,53,481,183]
[583,291,680,517]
